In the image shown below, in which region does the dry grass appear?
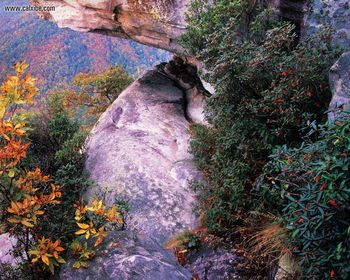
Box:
[164,230,197,250]
[233,212,297,279]
[248,222,289,259]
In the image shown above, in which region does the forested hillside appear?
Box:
[0,0,170,93]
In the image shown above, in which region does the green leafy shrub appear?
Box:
[182,0,347,277]
[180,0,277,54]
[22,93,80,174]
[55,130,89,167]
[47,96,80,148]
[183,0,340,233]
[259,118,350,279]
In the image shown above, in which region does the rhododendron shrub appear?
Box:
[260,118,350,279]
[181,0,345,278]
[185,19,339,232]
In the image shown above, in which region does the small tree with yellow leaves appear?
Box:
[0,62,65,276]
[0,63,127,277]
[60,66,133,124]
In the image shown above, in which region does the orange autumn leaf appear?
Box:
[94,226,107,247]
[30,237,65,274]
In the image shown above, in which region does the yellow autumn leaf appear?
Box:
[41,254,50,266]
[14,61,29,77]
[35,210,45,215]
[73,261,81,269]
[21,220,34,227]
[31,256,39,263]
[90,227,96,235]
[7,217,20,224]
[77,222,90,229]
[8,170,15,178]
[29,249,40,255]
[0,97,8,118]
[94,226,107,247]
[106,205,118,222]
[7,201,19,213]
[75,229,87,235]
[88,199,105,216]
[53,251,58,259]
[56,256,66,264]
[73,260,89,269]
[94,236,104,247]
[55,246,65,252]
[15,129,26,136]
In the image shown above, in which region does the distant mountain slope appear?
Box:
[0,0,170,92]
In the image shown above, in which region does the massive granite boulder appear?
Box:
[84,64,202,244]
[60,62,207,279]
[57,61,209,279]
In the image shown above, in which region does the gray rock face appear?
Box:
[303,0,350,47]
[0,233,18,266]
[84,67,201,244]
[328,52,350,120]
[60,230,192,280]
[159,57,210,124]
[30,0,190,53]
[185,245,243,280]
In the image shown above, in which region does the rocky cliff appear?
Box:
[30,0,349,53]
[30,0,191,53]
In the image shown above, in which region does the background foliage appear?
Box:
[60,66,133,124]
[0,0,169,94]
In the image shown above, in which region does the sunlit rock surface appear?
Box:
[30,0,350,52]
[84,65,202,244]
